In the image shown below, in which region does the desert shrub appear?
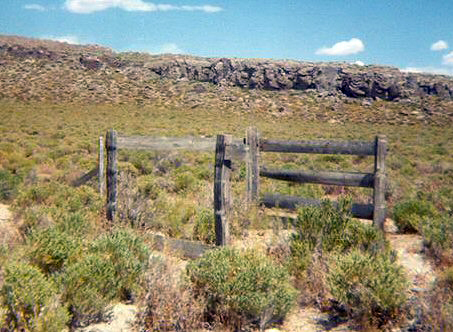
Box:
[393,198,438,233]
[174,170,198,192]
[289,198,388,278]
[0,262,70,331]
[192,208,215,244]
[420,213,453,265]
[61,254,118,326]
[155,196,196,237]
[28,226,82,274]
[15,182,102,215]
[140,253,206,331]
[18,205,53,234]
[328,249,409,326]
[187,248,297,330]
[90,228,150,300]
[117,172,153,227]
[0,169,21,201]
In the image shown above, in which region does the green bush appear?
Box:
[289,199,388,277]
[0,169,21,201]
[29,226,82,274]
[187,248,297,330]
[192,208,215,244]
[0,262,69,331]
[174,171,197,192]
[328,250,408,326]
[393,198,438,233]
[15,182,102,215]
[420,213,453,264]
[61,254,118,326]
[90,229,150,300]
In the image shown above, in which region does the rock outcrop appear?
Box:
[142,57,452,101]
[0,34,452,106]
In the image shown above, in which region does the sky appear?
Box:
[1,0,452,76]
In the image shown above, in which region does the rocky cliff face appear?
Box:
[143,57,452,101]
[0,35,452,104]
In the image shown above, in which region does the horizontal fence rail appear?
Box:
[260,168,375,188]
[117,135,247,160]
[72,168,98,187]
[260,139,375,156]
[261,194,374,220]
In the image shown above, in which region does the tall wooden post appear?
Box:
[373,135,387,232]
[98,136,105,196]
[246,127,260,204]
[214,134,232,246]
[106,129,118,222]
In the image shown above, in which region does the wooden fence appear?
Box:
[243,127,388,231]
[74,127,387,253]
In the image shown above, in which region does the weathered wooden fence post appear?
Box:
[106,129,118,222]
[246,127,260,204]
[373,135,387,231]
[98,135,105,195]
[214,134,232,246]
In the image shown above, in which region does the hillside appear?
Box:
[0,35,452,126]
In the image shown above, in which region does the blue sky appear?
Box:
[1,0,452,75]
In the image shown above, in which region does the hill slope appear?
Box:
[0,35,452,125]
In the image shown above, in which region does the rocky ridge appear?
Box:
[0,35,452,125]
[1,35,452,101]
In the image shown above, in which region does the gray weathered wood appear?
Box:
[261,194,374,220]
[260,139,375,155]
[106,129,118,222]
[373,135,387,231]
[149,233,214,259]
[98,136,105,195]
[117,135,246,160]
[260,168,375,188]
[214,134,232,246]
[246,127,260,203]
[72,168,98,187]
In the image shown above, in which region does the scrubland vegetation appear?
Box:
[0,97,452,331]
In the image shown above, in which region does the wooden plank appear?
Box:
[72,168,98,187]
[246,127,260,203]
[106,129,118,222]
[260,193,374,220]
[373,135,387,231]
[98,135,105,195]
[260,168,374,188]
[214,134,232,246]
[260,139,375,155]
[117,136,246,160]
[117,136,216,151]
[149,233,214,259]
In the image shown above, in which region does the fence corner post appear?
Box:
[214,134,232,246]
[106,129,118,222]
[246,126,260,205]
[98,135,105,196]
[373,135,387,232]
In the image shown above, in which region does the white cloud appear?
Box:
[354,60,365,66]
[125,42,185,54]
[64,0,222,14]
[431,40,448,51]
[42,35,81,45]
[156,43,183,54]
[401,66,453,76]
[316,38,365,56]
[443,51,453,66]
[24,4,46,11]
